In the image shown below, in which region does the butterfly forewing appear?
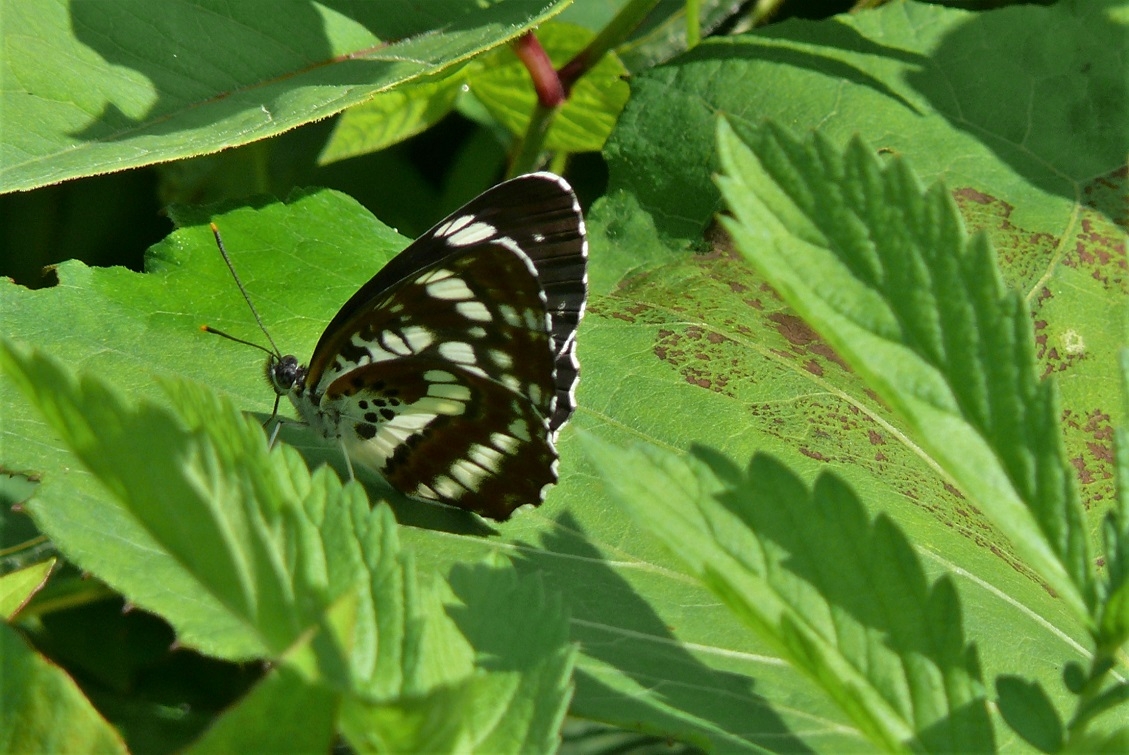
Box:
[307,172,587,434]
[284,173,586,520]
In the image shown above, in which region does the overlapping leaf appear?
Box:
[0,622,127,754]
[0,0,570,192]
[585,437,993,751]
[2,0,1126,749]
[716,120,1091,622]
[0,343,575,751]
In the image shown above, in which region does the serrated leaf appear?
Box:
[608,2,1126,239]
[0,179,1099,750]
[0,340,370,659]
[184,590,357,754]
[0,0,571,192]
[0,338,577,748]
[604,10,1127,622]
[445,562,576,753]
[340,682,477,754]
[0,622,128,754]
[716,118,1090,620]
[341,562,575,755]
[1098,353,1129,647]
[4,3,1126,744]
[583,434,994,751]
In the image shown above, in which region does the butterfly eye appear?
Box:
[266,354,303,396]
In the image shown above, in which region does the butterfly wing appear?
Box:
[304,235,570,520]
[307,172,587,434]
[442,173,588,434]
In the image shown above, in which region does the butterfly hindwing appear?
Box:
[310,244,561,519]
[329,360,558,521]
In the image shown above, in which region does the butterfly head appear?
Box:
[266,353,306,397]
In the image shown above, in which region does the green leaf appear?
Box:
[445,561,576,753]
[5,3,1126,742]
[184,591,357,755]
[341,563,575,754]
[1071,727,1129,753]
[1,340,577,750]
[608,1,1126,239]
[0,622,128,754]
[340,682,478,754]
[1098,352,1129,648]
[0,0,570,192]
[0,179,1099,749]
[0,558,53,619]
[0,339,369,659]
[715,118,1090,621]
[468,22,630,153]
[318,67,474,165]
[605,0,751,72]
[995,676,1064,753]
[583,434,993,751]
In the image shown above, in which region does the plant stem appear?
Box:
[512,33,565,108]
[509,101,558,177]
[510,0,662,175]
[685,0,701,49]
[558,0,662,94]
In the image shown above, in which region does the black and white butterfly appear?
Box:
[212,173,587,520]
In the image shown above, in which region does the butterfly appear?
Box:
[209,172,588,521]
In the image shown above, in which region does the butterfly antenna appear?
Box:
[208,222,283,357]
[198,324,275,356]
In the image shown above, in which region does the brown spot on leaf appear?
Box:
[771,313,817,346]
[799,447,829,462]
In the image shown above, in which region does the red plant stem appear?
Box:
[512,32,565,108]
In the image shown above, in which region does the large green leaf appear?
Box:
[0,0,569,193]
[0,188,846,750]
[716,119,1090,620]
[0,342,576,750]
[608,0,1126,239]
[584,437,994,751]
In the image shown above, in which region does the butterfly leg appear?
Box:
[339,441,357,482]
[266,418,284,449]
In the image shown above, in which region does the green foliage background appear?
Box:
[1,0,1126,752]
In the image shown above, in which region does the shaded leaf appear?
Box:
[319,67,474,165]
[0,339,363,658]
[469,22,630,153]
[3,2,1125,746]
[0,622,127,754]
[584,434,992,751]
[183,593,355,755]
[995,675,1063,753]
[446,561,576,753]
